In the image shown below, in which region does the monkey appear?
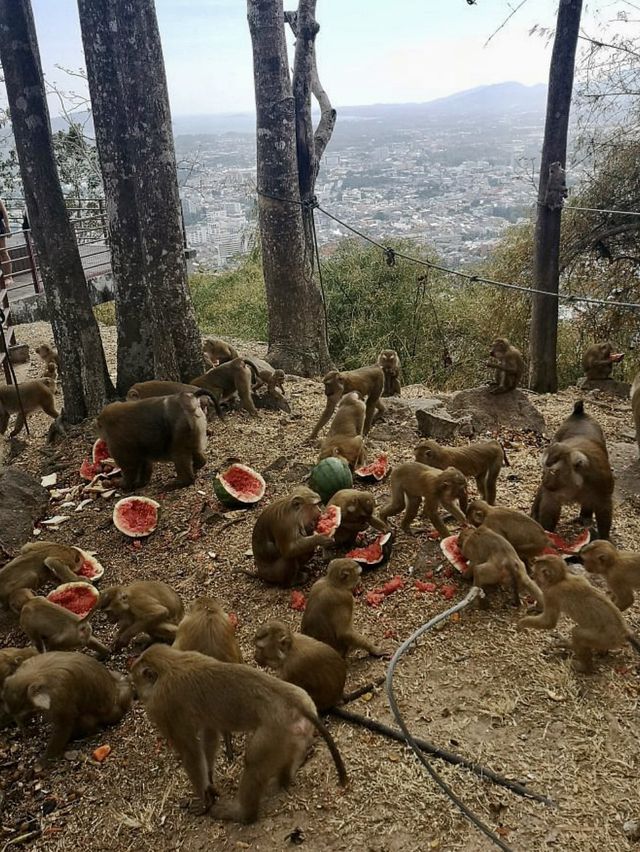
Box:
[253,620,347,712]
[98,581,184,651]
[130,644,347,822]
[531,401,613,539]
[0,647,38,727]
[458,526,545,608]
[125,381,223,420]
[97,392,208,491]
[0,544,84,608]
[2,651,132,760]
[202,338,239,368]
[310,366,384,439]
[516,555,640,673]
[243,356,286,397]
[379,462,468,537]
[582,342,623,381]
[376,349,402,397]
[632,371,640,457]
[466,499,549,564]
[326,489,388,548]
[0,378,58,436]
[485,337,524,394]
[580,540,640,611]
[35,343,59,374]
[11,584,109,658]
[301,559,385,657]
[190,358,258,417]
[414,438,507,505]
[251,486,334,586]
[318,391,366,469]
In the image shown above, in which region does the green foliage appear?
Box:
[94,302,115,326]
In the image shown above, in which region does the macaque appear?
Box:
[130,644,347,822]
[327,489,388,548]
[0,544,84,608]
[379,462,468,537]
[414,439,506,505]
[126,381,223,420]
[97,392,208,490]
[190,358,257,417]
[251,486,334,586]
[486,338,524,394]
[582,342,623,380]
[12,584,109,658]
[632,372,640,456]
[376,350,402,397]
[531,401,613,539]
[254,620,347,712]
[580,540,640,611]
[243,356,286,397]
[0,378,58,436]
[466,499,549,564]
[43,360,58,389]
[517,555,640,673]
[0,647,38,727]
[301,559,385,657]
[98,581,184,651]
[203,338,239,368]
[318,392,366,469]
[458,526,544,608]
[35,343,59,374]
[2,651,132,760]
[310,366,384,439]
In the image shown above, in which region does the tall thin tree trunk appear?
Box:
[529,0,583,393]
[77,0,204,391]
[0,0,113,421]
[248,0,331,376]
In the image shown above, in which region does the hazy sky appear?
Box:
[18,1,629,116]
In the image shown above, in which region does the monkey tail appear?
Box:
[572,400,585,417]
[243,359,260,385]
[499,441,510,467]
[304,709,348,786]
[193,388,224,421]
[627,633,640,655]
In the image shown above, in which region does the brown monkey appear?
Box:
[202,338,239,367]
[2,651,132,760]
[35,343,59,374]
[0,647,38,727]
[517,555,640,673]
[0,378,58,436]
[632,372,640,456]
[12,585,109,658]
[580,540,640,611]
[131,644,347,822]
[531,401,613,539]
[125,381,223,422]
[318,392,366,469]
[254,620,347,712]
[466,499,549,564]
[310,366,384,439]
[190,358,257,417]
[251,486,334,586]
[582,342,623,380]
[414,439,506,505]
[0,544,84,608]
[301,559,385,657]
[243,356,286,396]
[458,526,544,608]
[98,581,184,651]
[327,489,388,548]
[486,338,524,394]
[379,462,468,537]
[97,392,208,490]
[376,349,402,397]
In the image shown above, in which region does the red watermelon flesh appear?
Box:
[440,535,471,576]
[415,580,437,593]
[80,458,102,481]
[355,453,389,481]
[92,439,111,465]
[223,466,264,496]
[290,591,306,612]
[315,505,341,536]
[48,583,99,618]
[365,590,386,608]
[545,529,590,554]
[346,532,392,567]
[113,497,159,537]
[76,550,104,581]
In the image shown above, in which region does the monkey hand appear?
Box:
[515,618,531,632]
[315,535,336,548]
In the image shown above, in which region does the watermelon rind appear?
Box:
[92,438,111,465]
[113,496,160,538]
[75,549,105,582]
[315,505,342,537]
[47,581,99,617]
[346,532,393,568]
[213,463,266,508]
[308,457,353,503]
[355,453,389,482]
[441,534,469,574]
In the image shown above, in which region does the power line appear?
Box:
[565,204,640,217]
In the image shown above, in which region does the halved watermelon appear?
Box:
[545,529,590,554]
[113,496,160,538]
[345,532,393,568]
[441,534,471,577]
[92,439,112,465]
[75,549,105,581]
[315,505,342,536]
[611,353,624,362]
[213,464,266,508]
[48,582,99,618]
[308,457,353,503]
[80,458,101,481]
[355,453,389,482]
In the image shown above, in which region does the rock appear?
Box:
[8,343,30,365]
[0,467,50,555]
[609,442,640,499]
[576,377,631,398]
[415,406,472,441]
[447,387,546,434]
[623,819,640,841]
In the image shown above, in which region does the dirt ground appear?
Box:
[2,321,640,852]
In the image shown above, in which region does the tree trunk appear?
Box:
[0,0,113,421]
[77,0,204,392]
[248,0,331,376]
[529,0,583,393]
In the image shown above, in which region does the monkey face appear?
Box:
[489,338,508,357]
[580,541,616,574]
[328,559,362,590]
[438,468,467,501]
[531,556,566,587]
[414,440,438,464]
[466,500,488,527]
[290,488,322,532]
[253,621,290,667]
[323,371,344,398]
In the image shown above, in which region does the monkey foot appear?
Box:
[209,799,249,823]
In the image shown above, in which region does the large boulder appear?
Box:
[382,396,472,441]
[447,387,546,434]
[576,378,631,399]
[0,467,50,555]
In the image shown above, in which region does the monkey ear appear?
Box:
[138,665,158,685]
[291,496,304,510]
[570,450,589,469]
[540,449,550,468]
[28,683,51,710]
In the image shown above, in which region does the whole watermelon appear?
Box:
[308,457,353,503]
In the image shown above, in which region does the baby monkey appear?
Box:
[580,540,640,611]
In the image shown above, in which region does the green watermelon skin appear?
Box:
[308,457,353,503]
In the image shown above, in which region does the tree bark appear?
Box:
[248,0,331,376]
[0,0,113,421]
[77,0,204,392]
[529,0,583,393]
